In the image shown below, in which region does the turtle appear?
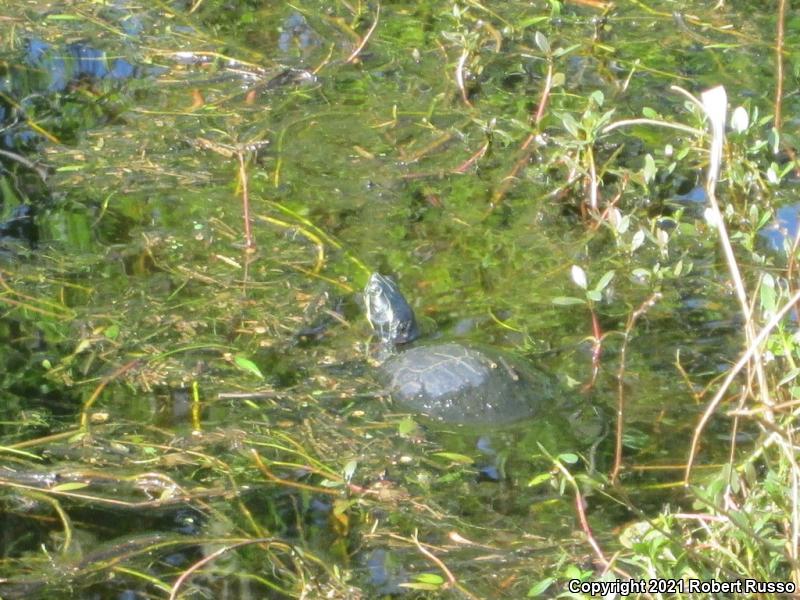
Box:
[364,273,557,425]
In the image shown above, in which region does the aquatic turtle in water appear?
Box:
[364,273,557,425]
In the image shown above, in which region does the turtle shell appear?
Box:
[379,342,553,425]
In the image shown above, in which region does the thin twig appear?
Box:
[80,360,140,428]
[775,0,786,133]
[237,150,255,251]
[453,140,489,173]
[543,446,616,576]
[217,391,280,400]
[602,118,703,137]
[346,3,381,64]
[685,288,800,483]
[251,449,340,496]
[700,86,772,422]
[670,85,705,112]
[611,293,661,485]
[782,201,800,324]
[0,148,48,180]
[582,308,603,392]
[587,145,598,211]
[410,530,481,600]
[781,431,800,580]
[488,55,554,209]
[532,59,554,128]
[169,538,286,600]
[411,530,456,586]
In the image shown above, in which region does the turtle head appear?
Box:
[364,272,420,347]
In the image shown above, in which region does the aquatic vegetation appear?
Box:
[0,0,799,598]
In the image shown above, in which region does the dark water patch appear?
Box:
[759,202,800,256]
[0,38,143,151]
[0,204,37,247]
[24,39,138,92]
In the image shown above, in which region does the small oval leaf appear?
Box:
[534,31,550,54]
[561,113,580,138]
[643,153,657,183]
[571,265,587,289]
[342,460,358,482]
[558,453,579,464]
[631,229,646,252]
[731,106,749,133]
[642,106,659,119]
[594,270,615,292]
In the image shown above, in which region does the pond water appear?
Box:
[0,0,797,597]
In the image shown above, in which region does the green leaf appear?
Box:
[45,13,83,20]
[0,446,43,459]
[642,106,659,118]
[560,113,581,138]
[416,573,445,585]
[616,214,631,234]
[342,460,358,482]
[319,478,343,488]
[643,153,657,183]
[552,43,582,58]
[558,453,579,464]
[769,126,780,154]
[552,296,585,306]
[586,290,602,302]
[397,416,419,436]
[527,473,552,487]
[519,16,549,28]
[767,163,780,184]
[433,452,474,464]
[760,274,776,313]
[594,270,615,293]
[631,229,645,252]
[756,208,774,230]
[400,583,441,591]
[528,577,555,596]
[778,368,800,387]
[563,563,589,579]
[534,31,550,54]
[52,482,90,492]
[234,355,265,379]
[595,108,615,128]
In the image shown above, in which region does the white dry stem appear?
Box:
[699,86,770,411]
[687,85,795,576]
